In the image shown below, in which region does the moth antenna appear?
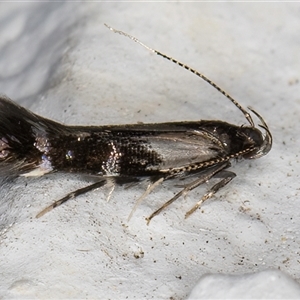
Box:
[105,24,255,127]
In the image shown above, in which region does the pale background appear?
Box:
[0,3,300,299]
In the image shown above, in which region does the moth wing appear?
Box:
[139,130,227,171]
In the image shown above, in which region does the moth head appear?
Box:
[240,107,272,159]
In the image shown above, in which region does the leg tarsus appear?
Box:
[106,180,115,203]
[185,172,236,219]
[146,163,230,224]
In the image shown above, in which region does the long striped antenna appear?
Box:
[104,24,255,127]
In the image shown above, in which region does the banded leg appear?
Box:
[36,179,107,218]
[128,177,165,221]
[146,163,229,224]
[185,170,236,218]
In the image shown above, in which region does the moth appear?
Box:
[0,25,272,224]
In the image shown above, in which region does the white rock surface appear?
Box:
[188,270,300,299]
[0,3,299,299]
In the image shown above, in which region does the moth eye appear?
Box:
[240,127,263,146]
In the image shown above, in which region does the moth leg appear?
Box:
[128,177,165,221]
[185,171,236,218]
[105,179,116,202]
[146,163,229,225]
[107,184,115,202]
[36,179,107,218]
